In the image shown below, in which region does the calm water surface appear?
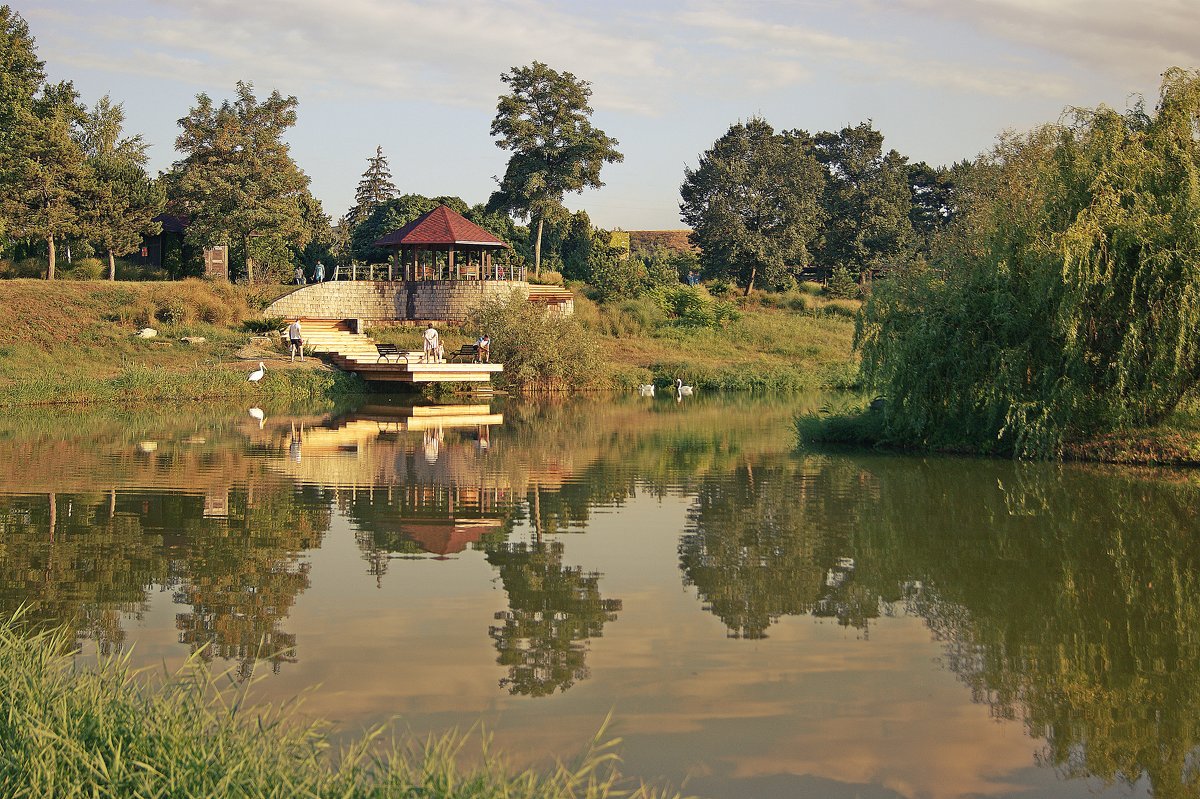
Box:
[1,394,1197,798]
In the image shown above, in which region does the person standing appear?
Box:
[294,265,305,285]
[287,319,304,362]
[476,333,491,363]
[314,261,325,283]
[423,324,440,363]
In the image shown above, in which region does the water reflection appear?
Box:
[1,396,1199,795]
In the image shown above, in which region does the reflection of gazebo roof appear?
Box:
[401,519,499,556]
[372,206,509,249]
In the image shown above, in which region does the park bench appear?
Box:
[447,343,480,363]
[376,343,409,364]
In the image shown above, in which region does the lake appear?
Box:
[1,393,1196,798]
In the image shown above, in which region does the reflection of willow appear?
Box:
[173,483,330,680]
[485,541,622,697]
[850,457,1200,798]
[0,492,165,652]
[678,460,875,638]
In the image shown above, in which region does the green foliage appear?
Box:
[655,285,738,328]
[77,95,163,278]
[489,61,623,274]
[680,117,825,294]
[465,290,606,391]
[812,122,914,278]
[825,264,859,299]
[170,81,317,283]
[857,68,1200,457]
[587,231,640,301]
[345,144,397,228]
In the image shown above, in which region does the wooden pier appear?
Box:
[292,319,503,384]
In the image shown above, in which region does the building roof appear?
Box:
[373,205,510,249]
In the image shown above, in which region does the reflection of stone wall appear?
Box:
[265,281,531,322]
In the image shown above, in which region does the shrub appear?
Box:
[62,258,106,280]
[243,316,285,335]
[466,291,607,391]
[825,265,859,299]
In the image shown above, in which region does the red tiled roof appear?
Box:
[373,205,510,248]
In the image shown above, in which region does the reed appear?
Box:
[0,613,684,799]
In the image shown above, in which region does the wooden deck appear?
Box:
[292,319,503,383]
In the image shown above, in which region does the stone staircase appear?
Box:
[291,319,403,365]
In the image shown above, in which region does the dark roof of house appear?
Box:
[373,205,509,248]
[153,213,189,234]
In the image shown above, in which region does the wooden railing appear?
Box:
[331,263,528,282]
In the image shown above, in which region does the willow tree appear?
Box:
[171,82,313,282]
[489,61,622,276]
[857,68,1200,457]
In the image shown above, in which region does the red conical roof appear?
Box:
[373,205,510,248]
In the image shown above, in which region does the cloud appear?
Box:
[672,4,1071,98]
[28,0,668,114]
[875,0,1200,84]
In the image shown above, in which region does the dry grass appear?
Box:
[0,280,357,407]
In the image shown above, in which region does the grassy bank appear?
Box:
[0,278,859,404]
[0,615,679,799]
[372,285,860,393]
[0,280,364,407]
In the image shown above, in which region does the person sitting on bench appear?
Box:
[476,333,491,363]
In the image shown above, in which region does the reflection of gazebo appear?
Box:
[373,205,522,282]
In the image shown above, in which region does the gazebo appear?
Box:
[372,205,522,282]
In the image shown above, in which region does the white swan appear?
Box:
[638,384,655,396]
[675,378,694,396]
[248,362,265,382]
[248,407,265,429]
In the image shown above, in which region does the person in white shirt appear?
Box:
[287,320,304,362]
[423,324,441,362]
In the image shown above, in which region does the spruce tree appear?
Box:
[346,145,397,227]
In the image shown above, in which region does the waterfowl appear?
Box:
[248,362,265,382]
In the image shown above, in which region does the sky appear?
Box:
[21,0,1200,230]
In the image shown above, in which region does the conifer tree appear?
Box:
[346,145,397,227]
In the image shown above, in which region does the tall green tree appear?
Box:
[680,117,825,294]
[489,61,622,276]
[346,145,397,227]
[77,96,163,280]
[812,122,914,279]
[171,82,313,282]
[0,5,43,239]
[1,82,90,279]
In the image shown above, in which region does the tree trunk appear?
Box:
[108,249,116,281]
[743,265,756,296]
[47,237,56,280]
[244,235,254,283]
[534,217,544,277]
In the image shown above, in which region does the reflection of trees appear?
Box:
[678,460,875,638]
[0,492,166,652]
[173,483,329,680]
[485,541,622,697]
[849,458,1200,798]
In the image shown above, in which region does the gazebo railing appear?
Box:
[333,263,528,282]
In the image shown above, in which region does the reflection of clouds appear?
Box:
[261,583,1038,798]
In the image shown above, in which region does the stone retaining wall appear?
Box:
[265,281,533,322]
